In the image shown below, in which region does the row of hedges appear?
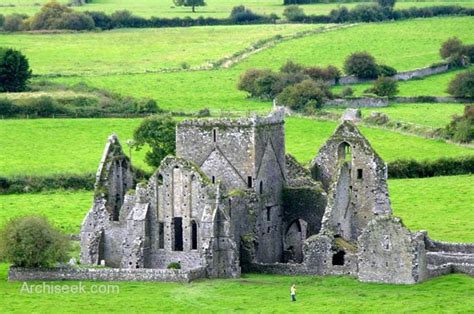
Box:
[1,2,473,32]
[387,155,474,179]
[1,156,472,194]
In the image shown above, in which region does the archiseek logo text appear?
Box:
[20,282,120,294]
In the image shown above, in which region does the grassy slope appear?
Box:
[3,0,474,16]
[0,190,92,234]
[236,17,474,71]
[0,24,318,76]
[327,103,466,128]
[1,117,472,177]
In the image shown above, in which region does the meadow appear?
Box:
[1,117,472,177]
[2,0,474,17]
[327,102,466,128]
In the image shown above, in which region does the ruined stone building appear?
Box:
[80,107,473,284]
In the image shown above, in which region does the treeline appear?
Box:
[1,1,473,32]
[0,82,162,118]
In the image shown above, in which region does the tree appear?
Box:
[283,5,305,22]
[3,14,24,32]
[133,115,176,168]
[371,76,398,97]
[173,0,206,13]
[447,71,474,98]
[0,215,70,268]
[377,0,396,9]
[276,79,332,111]
[344,52,379,79]
[440,37,463,59]
[0,48,32,92]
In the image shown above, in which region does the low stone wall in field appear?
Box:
[325,97,388,108]
[394,96,472,103]
[8,266,206,283]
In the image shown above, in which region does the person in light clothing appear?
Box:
[290,284,296,302]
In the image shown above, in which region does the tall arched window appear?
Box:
[191,220,198,250]
[337,142,352,162]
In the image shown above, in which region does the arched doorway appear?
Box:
[284,219,308,263]
[337,142,352,163]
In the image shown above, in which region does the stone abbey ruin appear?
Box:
[80,107,474,284]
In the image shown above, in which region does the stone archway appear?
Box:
[284,219,308,263]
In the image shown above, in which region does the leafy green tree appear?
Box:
[0,215,70,268]
[0,48,32,92]
[440,37,463,59]
[447,71,474,98]
[344,52,379,79]
[133,115,176,168]
[276,79,332,111]
[173,0,206,13]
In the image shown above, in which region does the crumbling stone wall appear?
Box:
[358,216,428,284]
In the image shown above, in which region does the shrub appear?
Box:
[18,96,67,117]
[461,45,474,63]
[387,155,474,178]
[303,65,341,81]
[276,79,332,111]
[447,71,474,98]
[253,71,282,99]
[280,60,304,74]
[133,115,176,168]
[110,10,147,28]
[0,215,70,267]
[444,105,473,143]
[0,14,4,28]
[237,68,273,97]
[440,37,463,59]
[0,48,32,92]
[349,4,386,22]
[53,12,95,30]
[340,87,354,98]
[344,51,379,79]
[376,64,397,77]
[134,99,161,114]
[167,262,181,269]
[329,7,350,23]
[85,11,113,29]
[371,76,398,97]
[3,14,25,32]
[0,98,19,117]
[377,0,396,9]
[196,108,211,117]
[229,5,262,23]
[283,5,305,22]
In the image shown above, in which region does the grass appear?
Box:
[237,17,474,72]
[0,117,472,177]
[326,103,466,128]
[0,24,319,76]
[2,0,474,17]
[0,190,92,234]
[389,175,474,242]
[332,67,472,97]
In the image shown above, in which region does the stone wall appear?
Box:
[324,97,388,108]
[394,96,472,103]
[8,267,206,283]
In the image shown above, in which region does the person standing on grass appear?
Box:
[290,284,297,302]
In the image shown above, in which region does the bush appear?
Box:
[0,98,19,117]
[196,108,211,117]
[303,65,341,81]
[340,87,354,98]
[371,76,398,97]
[84,11,113,29]
[444,105,473,143]
[229,6,262,23]
[17,96,67,117]
[376,64,397,77]
[447,71,474,98]
[133,115,176,168]
[344,51,379,79]
[0,216,70,267]
[377,0,396,9]
[0,173,95,194]
[387,155,474,178]
[349,4,386,22]
[0,48,32,92]
[280,60,304,74]
[237,68,273,97]
[134,99,161,114]
[283,5,305,22]
[276,79,332,111]
[440,37,463,59]
[53,12,95,30]
[167,262,181,269]
[3,14,25,32]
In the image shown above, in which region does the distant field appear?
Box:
[327,103,466,128]
[332,68,472,97]
[1,0,473,17]
[389,175,474,242]
[237,17,474,71]
[1,117,472,177]
[0,24,319,76]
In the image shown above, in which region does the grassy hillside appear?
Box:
[327,103,466,128]
[237,17,474,71]
[1,117,472,177]
[3,0,474,17]
[0,24,319,76]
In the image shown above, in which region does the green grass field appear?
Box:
[0,117,472,177]
[327,103,466,128]
[0,262,471,313]
[0,24,319,76]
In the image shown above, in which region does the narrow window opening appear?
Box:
[213,129,217,143]
[266,207,271,222]
[173,217,183,251]
[228,199,232,218]
[157,174,164,185]
[113,194,121,221]
[158,222,164,249]
[191,221,198,250]
[247,176,253,188]
[357,169,363,180]
[259,181,263,194]
[332,250,345,266]
[212,176,216,184]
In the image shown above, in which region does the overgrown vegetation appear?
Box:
[0,215,70,267]
[388,155,474,178]
[343,51,396,79]
[444,105,473,143]
[447,71,474,98]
